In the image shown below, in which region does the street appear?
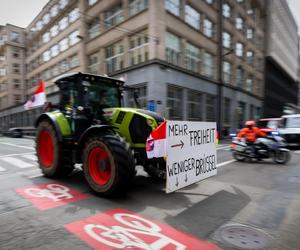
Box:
[0,136,300,250]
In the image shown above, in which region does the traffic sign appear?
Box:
[166,121,217,193]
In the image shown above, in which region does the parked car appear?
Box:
[257,118,281,135]
[3,128,23,138]
[278,114,300,146]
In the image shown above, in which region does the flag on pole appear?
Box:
[24,81,46,110]
[146,120,167,159]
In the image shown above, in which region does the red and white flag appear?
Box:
[146,121,167,159]
[24,81,46,110]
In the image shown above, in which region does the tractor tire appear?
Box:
[36,120,74,177]
[83,133,135,197]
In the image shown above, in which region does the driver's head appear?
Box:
[245,120,255,129]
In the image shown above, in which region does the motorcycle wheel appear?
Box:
[233,152,246,161]
[273,150,290,164]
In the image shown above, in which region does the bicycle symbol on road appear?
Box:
[84,213,186,249]
[24,183,73,202]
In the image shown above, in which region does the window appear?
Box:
[222,3,231,18]
[59,17,69,31]
[128,85,147,108]
[206,0,214,4]
[70,54,79,68]
[129,30,149,65]
[12,63,20,74]
[59,59,69,73]
[51,44,59,57]
[42,50,51,62]
[224,98,231,124]
[59,0,68,9]
[42,32,50,43]
[165,32,180,66]
[247,9,254,15]
[0,68,6,76]
[250,104,255,120]
[235,42,243,57]
[59,38,69,51]
[185,5,200,30]
[203,19,214,38]
[50,5,59,17]
[14,95,21,104]
[186,42,200,72]
[203,52,214,78]
[69,30,80,45]
[167,85,183,120]
[105,41,124,74]
[246,51,254,64]
[10,31,20,42]
[52,64,60,76]
[187,90,202,121]
[104,4,124,30]
[206,94,216,122]
[236,67,244,88]
[236,17,244,30]
[88,0,97,6]
[238,101,246,126]
[50,25,59,37]
[88,18,100,39]
[165,0,180,16]
[247,28,254,39]
[222,32,231,48]
[88,53,99,74]
[246,78,253,92]
[129,0,148,16]
[36,20,43,31]
[223,61,231,83]
[43,13,50,25]
[12,48,20,58]
[69,8,80,23]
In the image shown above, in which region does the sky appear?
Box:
[0,0,299,33]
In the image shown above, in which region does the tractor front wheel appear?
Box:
[36,120,73,177]
[83,134,135,197]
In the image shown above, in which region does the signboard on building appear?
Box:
[166,121,217,193]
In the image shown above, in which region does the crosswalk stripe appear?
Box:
[1,157,34,168]
[0,166,5,172]
[21,154,37,161]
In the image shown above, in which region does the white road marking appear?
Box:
[294,150,300,154]
[217,145,231,150]
[217,159,236,167]
[0,166,5,172]
[27,174,43,179]
[0,152,35,159]
[1,157,34,168]
[0,141,34,150]
[21,154,37,161]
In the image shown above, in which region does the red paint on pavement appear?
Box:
[16,182,89,210]
[65,208,219,250]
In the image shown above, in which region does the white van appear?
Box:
[279,114,300,146]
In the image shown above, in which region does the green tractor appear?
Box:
[35,72,165,196]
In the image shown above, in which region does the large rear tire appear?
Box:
[36,120,73,177]
[83,133,135,197]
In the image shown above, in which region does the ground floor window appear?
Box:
[187,90,202,121]
[167,85,183,120]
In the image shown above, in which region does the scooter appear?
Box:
[230,131,291,164]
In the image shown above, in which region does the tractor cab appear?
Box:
[55,72,123,122]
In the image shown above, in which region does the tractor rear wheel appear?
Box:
[83,133,135,197]
[36,120,73,177]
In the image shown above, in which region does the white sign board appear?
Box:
[166,121,217,193]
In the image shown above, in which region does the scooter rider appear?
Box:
[237,120,266,158]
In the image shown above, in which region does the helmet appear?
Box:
[245,120,256,127]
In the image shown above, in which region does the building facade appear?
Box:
[264,0,299,117]
[0,0,266,133]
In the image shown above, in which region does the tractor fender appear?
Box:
[35,112,72,142]
[77,125,114,152]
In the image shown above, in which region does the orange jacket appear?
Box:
[237,127,266,142]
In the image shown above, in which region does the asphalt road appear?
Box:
[0,136,300,250]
